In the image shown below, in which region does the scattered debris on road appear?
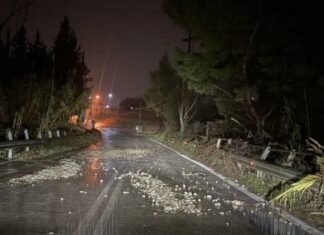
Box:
[8,159,82,185]
[120,171,203,215]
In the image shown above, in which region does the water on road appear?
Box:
[0,128,315,235]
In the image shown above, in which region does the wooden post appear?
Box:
[36,130,42,139]
[256,170,263,178]
[260,146,271,160]
[23,128,29,140]
[6,128,13,141]
[216,138,222,149]
[7,149,13,160]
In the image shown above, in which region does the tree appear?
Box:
[0,16,92,135]
[145,55,179,131]
[0,0,34,33]
[163,0,324,143]
[145,54,198,135]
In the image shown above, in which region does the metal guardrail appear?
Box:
[0,139,44,149]
[0,128,67,160]
[224,151,303,180]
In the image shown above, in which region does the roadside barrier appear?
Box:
[0,128,68,160]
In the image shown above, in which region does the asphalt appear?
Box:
[0,128,316,235]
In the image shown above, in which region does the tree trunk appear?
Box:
[179,115,186,137]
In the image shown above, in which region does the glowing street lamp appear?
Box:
[105,105,110,109]
[95,94,100,100]
[108,93,113,99]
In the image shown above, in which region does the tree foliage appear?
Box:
[145,54,198,135]
[0,17,91,136]
[162,0,324,143]
[145,54,179,131]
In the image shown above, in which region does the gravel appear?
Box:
[121,171,203,215]
[8,159,82,185]
[87,148,154,160]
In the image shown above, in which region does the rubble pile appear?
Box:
[9,159,82,185]
[122,171,203,215]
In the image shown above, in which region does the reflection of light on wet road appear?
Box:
[83,158,103,185]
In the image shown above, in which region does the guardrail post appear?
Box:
[227,138,232,145]
[260,146,271,160]
[63,130,67,137]
[216,138,222,149]
[7,148,13,160]
[6,128,13,141]
[36,130,42,139]
[56,130,60,138]
[48,130,52,139]
[23,128,29,140]
[25,146,30,152]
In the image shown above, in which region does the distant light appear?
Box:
[108,93,113,98]
[95,94,100,99]
[89,96,92,100]
[105,105,110,109]
[130,107,134,110]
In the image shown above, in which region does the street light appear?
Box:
[95,94,100,100]
[108,93,113,99]
[105,105,110,109]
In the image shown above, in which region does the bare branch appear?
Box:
[0,0,34,33]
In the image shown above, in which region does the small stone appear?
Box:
[60,197,64,201]
[100,179,104,183]
[68,211,72,214]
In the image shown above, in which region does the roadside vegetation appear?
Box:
[0,15,91,137]
[143,0,324,230]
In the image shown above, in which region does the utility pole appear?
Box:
[182,32,195,53]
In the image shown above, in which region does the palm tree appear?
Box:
[272,138,324,214]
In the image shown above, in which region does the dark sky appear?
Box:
[1,0,184,104]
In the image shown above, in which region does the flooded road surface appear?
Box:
[0,128,318,235]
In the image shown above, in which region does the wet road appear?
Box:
[0,128,303,235]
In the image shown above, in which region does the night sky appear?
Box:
[1,0,184,103]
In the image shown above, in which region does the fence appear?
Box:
[0,128,68,160]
